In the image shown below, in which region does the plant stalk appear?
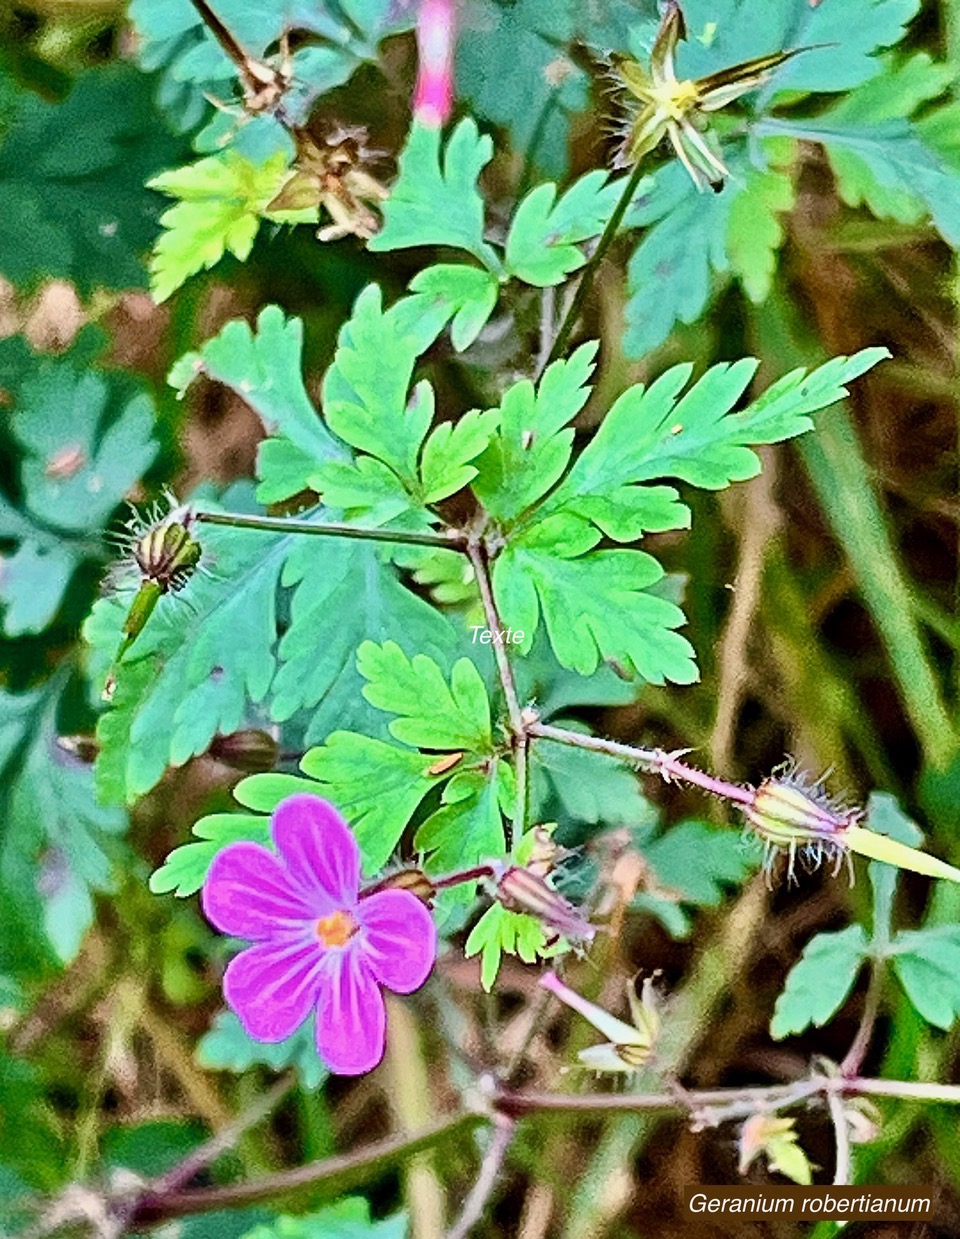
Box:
[542,160,647,371]
[196,509,467,550]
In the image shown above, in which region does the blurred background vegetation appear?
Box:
[3,0,960,1236]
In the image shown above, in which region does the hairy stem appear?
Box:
[840,960,883,1078]
[828,1087,852,1186]
[497,1074,960,1118]
[512,730,529,847]
[148,1073,295,1198]
[466,541,523,732]
[108,1072,960,1229]
[542,160,647,372]
[467,539,526,849]
[196,509,467,550]
[527,721,755,806]
[130,1113,486,1226]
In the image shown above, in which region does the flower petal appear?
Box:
[202,842,321,940]
[223,940,323,1042]
[316,951,386,1075]
[355,889,437,994]
[272,794,361,907]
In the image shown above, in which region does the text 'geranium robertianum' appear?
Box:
[201,794,437,1075]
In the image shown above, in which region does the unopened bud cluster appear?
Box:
[133,508,201,593]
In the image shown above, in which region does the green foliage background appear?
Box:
[3,0,960,1235]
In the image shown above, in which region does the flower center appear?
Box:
[315,909,358,948]
[650,77,699,120]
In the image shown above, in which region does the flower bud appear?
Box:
[134,511,201,593]
[496,866,595,944]
[362,867,437,906]
[208,730,279,774]
[743,766,856,883]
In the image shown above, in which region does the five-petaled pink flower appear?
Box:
[201,794,437,1076]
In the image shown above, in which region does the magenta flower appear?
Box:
[201,794,437,1076]
[414,0,456,127]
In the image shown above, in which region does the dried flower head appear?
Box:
[267,125,388,242]
[491,823,593,945]
[191,0,293,120]
[609,0,816,190]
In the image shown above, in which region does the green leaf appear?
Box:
[198,1010,328,1090]
[90,519,283,801]
[0,342,157,636]
[465,903,549,991]
[472,344,597,523]
[147,151,311,301]
[505,172,622,286]
[300,734,445,872]
[513,631,640,717]
[169,306,345,504]
[415,766,507,872]
[0,65,185,292]
[531,735,657,828]
[318,286,433,505]
[0,684,127,973]
[726,157,796,303]
[771,112,960,246]
[546,348,889,528]
[623,160,735,357]
[0,510,77,638]
[770,925,870,1039]
[765,1126,813,1187]
[240,1199,408,1239]
[91,498,458,804]
[419,410,501,503]
[457,0,587,178]
[12,363,156,535]
[271,535,459,739]
[357,642,492,752]
[150,814,272,897]
[368,120,500,269]
[673,0,920,96]
[494,516,697,682]
[405,265,500,352]
[891,927,960,1030]
[643,821,755,909]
